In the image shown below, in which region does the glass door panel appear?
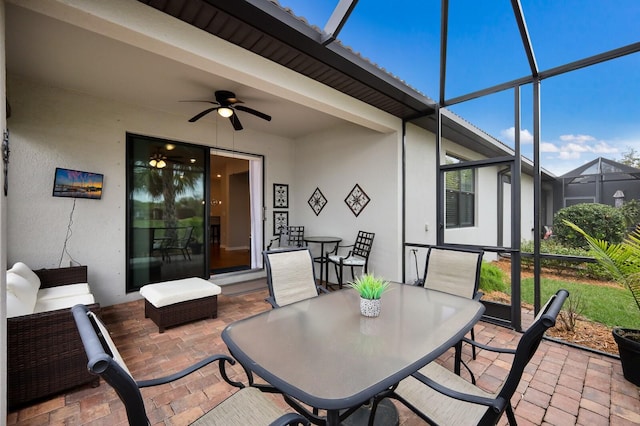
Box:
[126,134,208,292]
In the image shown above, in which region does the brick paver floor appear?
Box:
[7,287,640,425]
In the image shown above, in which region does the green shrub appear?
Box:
[621,199,640,230]
[553,203,625,249]
[480,261,507,293]
[520,239,610,280]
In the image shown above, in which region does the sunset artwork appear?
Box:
[52,168,103,199]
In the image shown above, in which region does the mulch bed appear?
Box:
[485,259,619,355]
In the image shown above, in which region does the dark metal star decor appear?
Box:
[308,187,327,216]
[345,184,370,217]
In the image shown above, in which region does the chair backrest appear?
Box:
[282,226,305,247]
[170,226,193,249]
[71,304,149,426]
[482,289,568,425]
[352,231,375,260]
[422,246,483,299]
[263,247,319,307]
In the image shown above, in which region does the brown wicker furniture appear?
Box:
[139,277,221,332]
[7,265,100,408]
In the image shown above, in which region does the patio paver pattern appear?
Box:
[7,287,640,425]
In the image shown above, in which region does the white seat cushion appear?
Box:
[33,293,96,313]
[8,262,41,290]
[37,283,91,301]
[328,255,365,266]
[139,278,221,308]
[7,272,38,313]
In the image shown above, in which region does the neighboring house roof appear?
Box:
[137,0,554,179]
[560,157,640,180]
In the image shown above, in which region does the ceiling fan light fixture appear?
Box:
[149,159,157,167]
[157,159,167,169]
[217,107,233,118]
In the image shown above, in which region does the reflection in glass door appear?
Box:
[126,134,208,292]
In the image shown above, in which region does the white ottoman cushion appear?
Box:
[139,278,221,308]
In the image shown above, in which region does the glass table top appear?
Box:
[222,283,484,411]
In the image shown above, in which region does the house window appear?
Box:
[445,154,475,228]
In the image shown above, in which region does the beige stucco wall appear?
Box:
[294,122,403,283]
[6,76,296,306]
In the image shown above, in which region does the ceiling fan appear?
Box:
[182,90,272,131]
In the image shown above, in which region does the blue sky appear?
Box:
[278,1,640,176]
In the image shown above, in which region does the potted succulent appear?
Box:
[348,273,391,317]
[565,220,640,386]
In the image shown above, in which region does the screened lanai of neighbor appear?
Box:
[1,0,639,421]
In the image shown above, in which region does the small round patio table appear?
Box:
[303,236,342,287]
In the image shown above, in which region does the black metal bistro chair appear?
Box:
[267,225,305,250]
[71,304,309,426]
[325,231,375,288]
[374,289,569,426]
[422,246,484,372]
[263,247,328,308]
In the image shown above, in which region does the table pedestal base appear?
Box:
[342,398,399,426]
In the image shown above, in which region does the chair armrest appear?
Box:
[137,354,243,388]
[267,237,279,250]
[265,296,280,308]
[461,337,517,355]
[411,369,507,412]
[326,243,354,257]
[269,413,310,426]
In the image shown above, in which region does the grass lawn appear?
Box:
[511,278,640,329]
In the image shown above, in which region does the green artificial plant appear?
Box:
[348,273,391,300]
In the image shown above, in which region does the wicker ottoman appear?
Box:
[139,278,221,333]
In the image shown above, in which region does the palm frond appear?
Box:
[564,220,640,312]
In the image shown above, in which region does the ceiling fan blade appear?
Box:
[230,114,243,131]
[179,100,219,105]
[235,105,272,121]
[188,107,219,122]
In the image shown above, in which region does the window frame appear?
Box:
[444,154,476,229]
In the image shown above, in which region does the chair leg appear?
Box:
[505,403,517,425]
[454,341,462,376]
[471,327,477,360]
[337,260,344,289]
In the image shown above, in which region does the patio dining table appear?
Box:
[222,282,485,425]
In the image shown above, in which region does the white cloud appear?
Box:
[538,135,618,162]
[540,142,559,152]
[500,127,534,144]
[592,142,618,154]
[559,134,596,144]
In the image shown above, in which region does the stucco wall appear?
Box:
[6,76,295,306]
[403,122,538,274]
[293,123,403,283]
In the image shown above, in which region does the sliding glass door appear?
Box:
[126,134,208,292]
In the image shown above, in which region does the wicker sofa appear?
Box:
[7,264,101,408]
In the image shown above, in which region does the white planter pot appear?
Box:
[360,297,381,317]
